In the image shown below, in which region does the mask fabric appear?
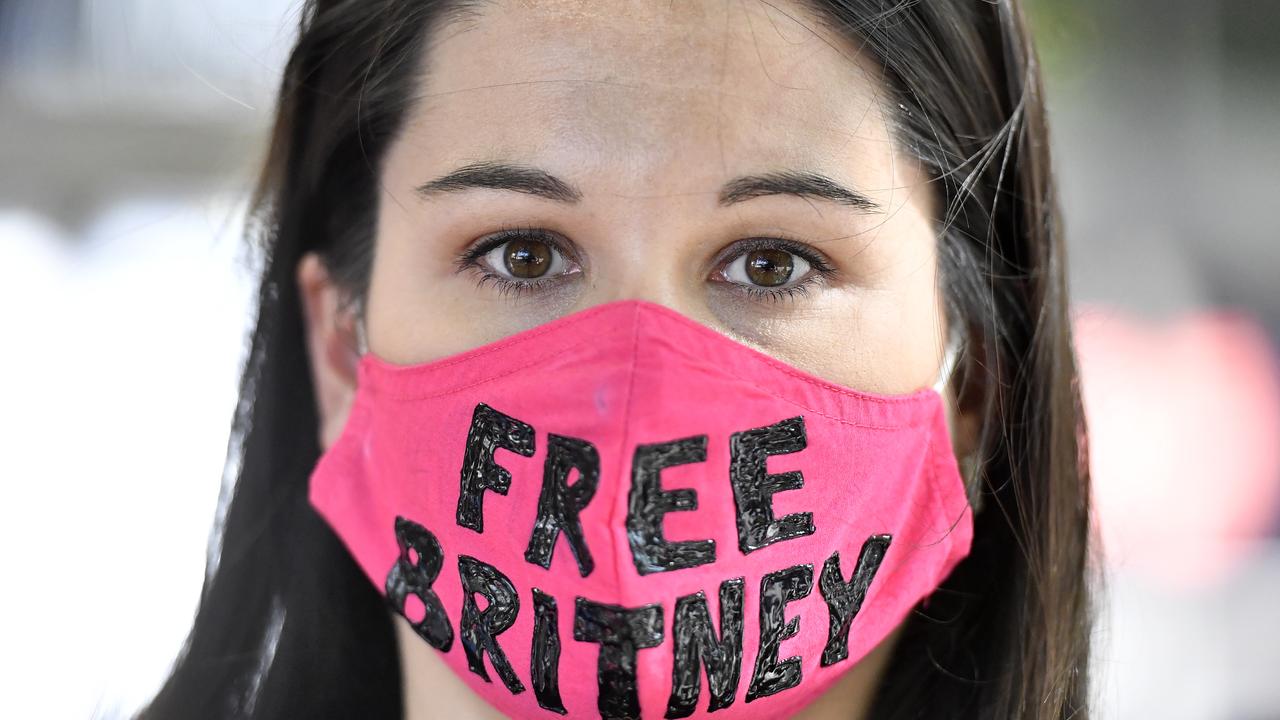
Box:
[309,299,973,719]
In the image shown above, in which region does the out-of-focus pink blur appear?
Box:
[1076,305,1280,587]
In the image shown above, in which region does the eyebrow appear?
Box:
[415,162,880,212]
[415,161,583,203]
[718,171,879,211]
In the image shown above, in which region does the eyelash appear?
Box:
[453,226,572,299]
[453,224,838,304]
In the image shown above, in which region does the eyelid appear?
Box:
[454,225,582,275]
[711,235,837,277]
[454,226,838,303]
[706,237,838,306]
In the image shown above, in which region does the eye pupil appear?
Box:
[504,238,552,278]
[745,248,794,287]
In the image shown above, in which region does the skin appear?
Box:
[298,1,978,717]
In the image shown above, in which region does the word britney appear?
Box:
[384,403,892,718]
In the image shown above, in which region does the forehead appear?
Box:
[398,0,902,192]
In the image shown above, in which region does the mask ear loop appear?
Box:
[355,315,370,356]
[931,327,985,513]
[350,292,370,357]
[931,329,962,395]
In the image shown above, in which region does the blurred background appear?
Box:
[0,0,1277,717]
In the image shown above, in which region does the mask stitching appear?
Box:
[366,350,936,431]
[361,307,948,429]
[364,303,939,407]
[376,364,929,431]
[366,346,941,425]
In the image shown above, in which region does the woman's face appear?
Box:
[364,0,949,397]
[297,2,963,715]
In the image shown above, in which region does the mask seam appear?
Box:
[607,303,644,614]
[362,309,938,429]
[865,433,949,597]
[883,426,971,603]
[366,308,936,407]
[366,346,933,431]
[373,358,929,431]
[924,409,975,556]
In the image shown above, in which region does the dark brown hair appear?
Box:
[140,1,1093,718]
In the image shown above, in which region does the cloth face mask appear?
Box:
[310,299,973,720]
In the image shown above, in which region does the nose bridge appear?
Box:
[595,280,685,311]
[585,193,710,315]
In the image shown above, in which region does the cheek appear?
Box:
[718,286,946,396]
[769,154,946,396]
[716,225,947,396]
[363,188,482,365]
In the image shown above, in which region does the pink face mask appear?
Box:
[309,299,972,719]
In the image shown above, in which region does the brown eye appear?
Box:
[723,246,812,290]
[744,248,794,287]
[475,231,578,285]
[503,237,552,278]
